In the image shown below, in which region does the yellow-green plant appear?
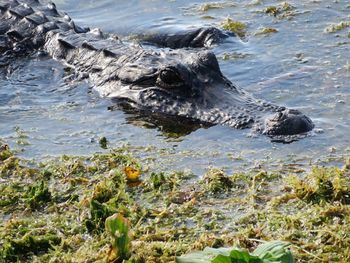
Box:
[105,214,131,262]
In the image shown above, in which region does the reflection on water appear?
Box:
[1,0,350,173]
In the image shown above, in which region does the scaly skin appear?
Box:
[0,0,314,136]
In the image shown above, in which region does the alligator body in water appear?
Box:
[0,0,314,137]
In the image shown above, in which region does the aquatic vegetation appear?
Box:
[286,167,350,204]
[14,126,30,146]
[1,143,350,261]
[0,144,11,161]
[254,27,278,36]
[201,168,234,193]
[199,3,225,12]
[264,2,295,19]
[176,241,294,263]
[24,180,52,209]
[221,18,247,38]
[324,21,350,33]
[221,52,251,60]
[192,2,236,13]
[99,136,109,149]
[1,233,61,262]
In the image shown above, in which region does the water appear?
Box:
[1,0,350,174]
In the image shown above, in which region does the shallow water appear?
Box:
[1,0,350,174]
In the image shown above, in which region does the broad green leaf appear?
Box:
[176,241,294,263]
[252,241,294,263]
[105,214,131,261]
[175,251,216,263]
[204,247,233,256]
[230,249,262,263]
[212,254,232,263]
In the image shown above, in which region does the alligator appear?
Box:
[0,0,314,137]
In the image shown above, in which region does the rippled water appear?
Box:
[1,0,350,173]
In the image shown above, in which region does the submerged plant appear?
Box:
[221,18,246,38]
[201,168,233,193]
[99,137,108,149]
[105,213,132,262]
[25,180,51,209]
[287,167,350,204]
[264,2,294,18]
[1,233,61,262]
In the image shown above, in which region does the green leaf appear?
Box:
[252,241,294,263]
[212,254,232,263]
[176,247,262,263]
[230,249,262,263]
[105,213,131,261]
[176,241,295,263]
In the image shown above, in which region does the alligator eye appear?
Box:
[156,67,187,90]
[159,68,183,84]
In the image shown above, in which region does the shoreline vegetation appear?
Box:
[1,143,350,262]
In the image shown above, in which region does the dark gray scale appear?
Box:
[79,37,117,51]
[67,19,89,34]
[26,12,49,25]
[9,3,34,17]
[57,32,86,49]
[8,17,38,39]
[0,18,11,34]
[55,21,75,32]
[81,41,97,51]
[106,44,134,58]
[77,34,123,56]
[0,35,10,52]
[36,2,60,17]
[17,0,40,7]
[0,0,20,11]
[36,21,59,34]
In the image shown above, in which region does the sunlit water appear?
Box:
[1,0,350,174]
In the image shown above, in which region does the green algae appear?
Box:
[199,3,224,12]
[254,27,278,36]
[2,233,61,262]
[221,18,247,38]
[264,2,295,19]
[325,21,350,33]
[221,52,251,61]
[14,127,30,146]
[1,143,350,262]
[286,166,350,204]
[25,181,52,209]
[201,168,234,193]
[198,2,236,12]
[99,136,108,149]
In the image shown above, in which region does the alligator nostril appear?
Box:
[264,110,314,136]
[277,112,283,119]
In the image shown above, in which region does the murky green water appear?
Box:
[1,0,350,173]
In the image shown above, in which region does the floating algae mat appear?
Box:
[1,144,350,262]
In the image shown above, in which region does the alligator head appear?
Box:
[0,0,312,137]
[93,48,314,137]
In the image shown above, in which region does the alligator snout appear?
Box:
[264,109,314,136]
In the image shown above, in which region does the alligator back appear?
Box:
[0,0,142,96]
[0,0,88,54]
